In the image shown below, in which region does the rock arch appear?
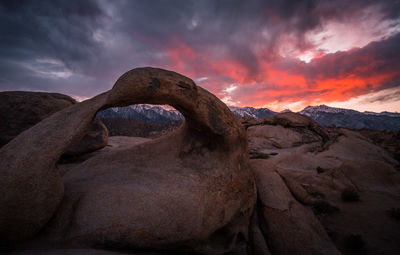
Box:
[0,67,256,253]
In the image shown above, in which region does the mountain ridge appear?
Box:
[97,104,400,130]
[300,105,400,130]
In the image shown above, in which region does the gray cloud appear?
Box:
[369,90,400,103]
[0,0,399,100]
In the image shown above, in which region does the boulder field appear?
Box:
[1,68,399,254]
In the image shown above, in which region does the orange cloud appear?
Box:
[160,33,400,111]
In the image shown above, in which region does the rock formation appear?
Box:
[246,112,400,254]
[0,91,76,147]
[0,91,109,155]
[0,67,256,254]
[2,68,399,255]
[64,117,109,156]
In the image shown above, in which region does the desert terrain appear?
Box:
[0,68,399,255]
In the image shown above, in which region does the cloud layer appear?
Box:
[0,0,399,111]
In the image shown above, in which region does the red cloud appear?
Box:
[159,33,400,111]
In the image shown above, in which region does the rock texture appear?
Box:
[8,248,166,255]
[0,91,76,147]
[64,117,109,156]
[3,70,399,255]
[358,129,400,170]
[251,160,341,255]
[0,91,109,156]
[247,112,400,255]
[0,68,256,254]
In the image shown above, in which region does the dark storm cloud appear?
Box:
[0,0,399,102]
[0,0,104,61]
[0,0,108,95]
[105,0,400,77]
[115,0,322,72]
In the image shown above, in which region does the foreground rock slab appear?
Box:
[251,159,341,255]
[247,112,400,254]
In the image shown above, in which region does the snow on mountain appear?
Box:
[98,105,276,123]
[299,105,400,130]
[300,104,358,116]
[98,104,400,130]
[98,104,184,124]
[229,106,276,118]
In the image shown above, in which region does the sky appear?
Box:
[0,0,400,112]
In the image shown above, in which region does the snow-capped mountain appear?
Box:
[299,105,400,130]
[98,105,276,124]
[98,104,400,130]
[300,105,359,115]
[228,106,276,118]
[98,104,184,124]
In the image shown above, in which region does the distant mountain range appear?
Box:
[98,104,400,130]
[98,105,276,124]
[228,106,276,118]
[98,105,184,124]
[300,105,400,130]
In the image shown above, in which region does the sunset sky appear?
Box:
[1,0,399,112]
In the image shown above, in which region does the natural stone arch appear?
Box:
[0,67,256,253]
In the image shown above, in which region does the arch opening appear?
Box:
[97,104,184,139]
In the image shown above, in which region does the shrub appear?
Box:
[387,208,400,220]
[316,166,325,174]
[344,234,366,252]
[312,201,340,215]
[341,188,360,202]
[249,151,269,159]
[310,191,325,199]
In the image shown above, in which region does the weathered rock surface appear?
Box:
[64,117,109,156]
[8,248,165,255]
[247,112,400,255]
[0,91,76,147]
[249,211,271,255]
[251,159,341,255]
[0,68,256,254]
[358,129,400,170]
[4,72,399,255]
[0,91,109,156]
